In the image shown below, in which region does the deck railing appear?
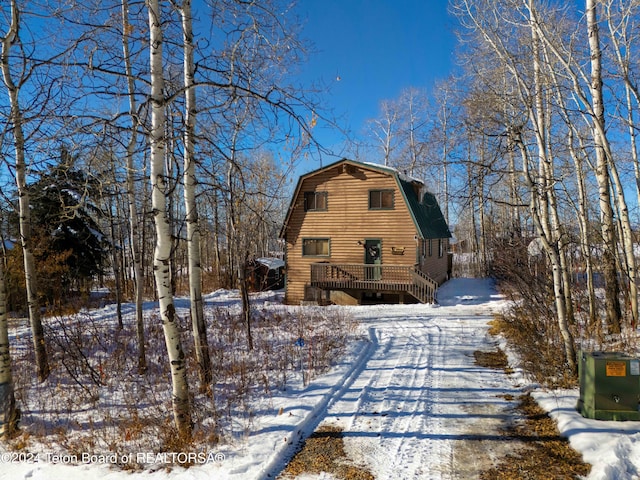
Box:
[310,263,438,303]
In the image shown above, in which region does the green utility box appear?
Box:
[578,351,640,421]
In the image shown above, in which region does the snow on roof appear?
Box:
[356,160,425,186]
[256,257,285,270]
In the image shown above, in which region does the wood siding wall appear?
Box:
[418,238,450,285]
[283,164,448,304]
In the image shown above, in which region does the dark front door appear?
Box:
[364,239,382,280]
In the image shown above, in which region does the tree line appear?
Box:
[357,1,640,378]
[0,0,319,439]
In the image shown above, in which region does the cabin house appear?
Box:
[280,159,452,305]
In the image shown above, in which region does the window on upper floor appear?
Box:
[369,189,394,210]
[304,191,328,211]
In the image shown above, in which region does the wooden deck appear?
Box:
[310,263,438,303]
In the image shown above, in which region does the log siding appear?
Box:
[281,159,451,304]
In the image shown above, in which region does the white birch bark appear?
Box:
[585,0,622,333]
[529,2,575,371]
[566,123,597,325]
[457,0,577,370]
[0,0,49,382]
[607,145,637,327]
[371,100,398,167]
[604,0,640,217]
[603,1,639,326]
[543,44,597,323]
[179,0,211,387]
[435,82,452,226]
[147,0,191,437]
[458,0,577,370]
[403,89,420,176]
[121,0,146,373]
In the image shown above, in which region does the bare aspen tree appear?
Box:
[603,0,639,326]
[585,0,623,332]
[528,6,576,371]
[0,1,49,382]
[535,18,576,345]
[224,100,255,349]
[175,0,212,387]
[525,0,625,333]
[606,0,640,220]
[549,71,598,325]
[147,0,191,437]
[454,0,577,372]
[229,164,254,351]
[121,0,147,373]
[604,133,637,327]
[397,87,430,177]
[369,99,399,166]
[476,138,489,276]
[368,89,430,178]
[433,80,457,226]
[497,70,524,237]
[106,170,124,329]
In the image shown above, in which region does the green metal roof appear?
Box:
[398,178,451,239]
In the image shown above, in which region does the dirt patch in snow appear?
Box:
[473,348,510,371]
[478,393,591,479]
[449,349,522,478]
[461,348,591,479]
[279,425,374,480]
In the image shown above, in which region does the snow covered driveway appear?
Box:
[308,279,519,479]
[235,278,519,480]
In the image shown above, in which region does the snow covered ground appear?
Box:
[2,278,640,479]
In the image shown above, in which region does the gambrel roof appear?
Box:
[398,178,451,239]
[280,158,451,240]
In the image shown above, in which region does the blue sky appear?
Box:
[295,0,458,166]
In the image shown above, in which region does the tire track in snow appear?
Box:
[321,318,452,479]
[259,327,379,480]
[313,305,517,480]
[272,285,517,479]
[381,321,450,480]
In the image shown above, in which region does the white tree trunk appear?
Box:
[608,148,638,327]
[122,0,146,373]
[604,0,640,327]
[586,0,622,333]
[569,130,598,325]
[180,0,211,388]
[148,0,191,437]
[1,0,49,382]
[529,3,575,372]
[372,100,398,166]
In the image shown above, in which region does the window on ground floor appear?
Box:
[302,238,330,256]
